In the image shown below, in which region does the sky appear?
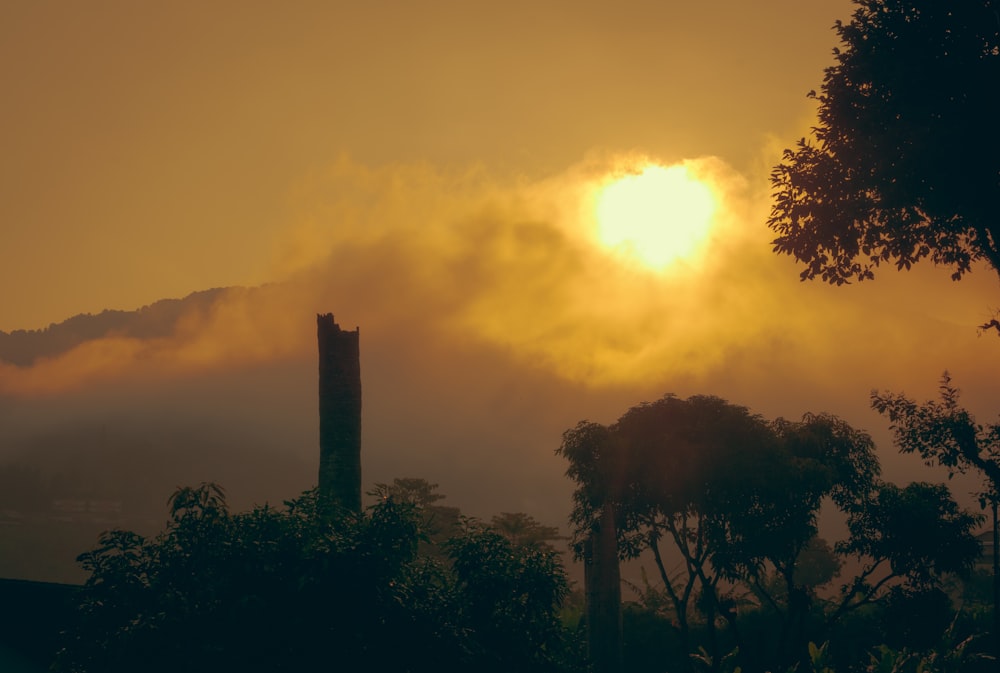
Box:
[2,0,851,332]
[3,0,1000,537]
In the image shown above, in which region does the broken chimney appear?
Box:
[317,313,362,513]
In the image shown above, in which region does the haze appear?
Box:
[3,0,1000,582]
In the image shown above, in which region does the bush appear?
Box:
[55,484,579,673]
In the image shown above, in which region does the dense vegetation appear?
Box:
[768,0,1000,292]
[54,481,578,673]
[559,394,994,673]
[53,389,999,673]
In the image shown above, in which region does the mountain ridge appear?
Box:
[0,288,232,367]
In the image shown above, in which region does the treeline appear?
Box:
[53,389,999,673]
[562,392,995,673]
[54,479,579,673]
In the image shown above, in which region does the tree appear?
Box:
[446,519,571,673]
[559,420,623,673]
[374,477,462,550]
[712,412,880,667]
[559,393,982,673]
[560,396,881,671]
[768,0,1000,298]
[56,482,576,673]
[377,476,447,508]
[490,511,564,552]
[832,481,982,621]
[871,373,1000,489]
[872,373,1000,652]
[609,395,779,668]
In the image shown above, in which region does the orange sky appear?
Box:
[2,0,853,332]
[3,0,1000,526]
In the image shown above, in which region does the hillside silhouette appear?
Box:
[0,288,230,366]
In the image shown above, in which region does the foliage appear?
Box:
[794,537,843,590]
[871,373,1000,660]
[871,373,1000,496]
[806,641,835,673]
[881,588,954,651]
[691,644,743,673]
[56,482,576,673]
[446,519,571,672]
[768,0,1000,290]
[841,483,982,588]
[559,393,983,673]
[372,477,462,549]
[560,395,778,667]
[489,511,564,552]
[865,614,994,673]
[559,419,617,548]
[832,482,983,623]
[714,413,879,588]
[375,476,448,508]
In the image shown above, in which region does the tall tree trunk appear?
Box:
[993,499,998,658]
[585,500,623,673]
[703,584,719,673]
[317,314,362,513]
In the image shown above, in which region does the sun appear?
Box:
[594,163,717,269]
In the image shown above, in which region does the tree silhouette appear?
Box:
[872,373,1000,652]
[833,481,983,621]
[377,476,448,508]
[559,393,982,673]
[446,519,571,672]
[56,482,576,673]
[872,373,1000,490]
[712,412,880,667]
[317,314,362,512]
[614,396,779,668]
[373,477,462,550]
[558,420,623,673]
[490,511,563,552]
[560,396,811,670]
[768,0,1000,303]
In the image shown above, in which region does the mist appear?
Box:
[3,154,1000,550]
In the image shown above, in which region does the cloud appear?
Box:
[4,152,1000,414]
[272,153,794,386]
[5,151,1000,537]
[277,151,992,396]
[0,286,316,396]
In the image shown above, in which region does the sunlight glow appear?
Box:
[594,164,717,269]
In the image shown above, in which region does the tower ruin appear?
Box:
[317,313,362,512]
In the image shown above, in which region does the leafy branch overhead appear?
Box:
[872,372,1000,499]
[768,0,1000,288]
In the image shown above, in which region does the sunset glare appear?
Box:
[594,164,717,269]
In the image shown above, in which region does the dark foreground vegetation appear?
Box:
[49,384,999,673]
[561,393,996,673]
[52,481,577,673]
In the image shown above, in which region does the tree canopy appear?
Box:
[872,373,1000,653]
[872,372,1000,495]
[768,0,1000,287]
[559,393,983,673]
[56,483,576,673]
